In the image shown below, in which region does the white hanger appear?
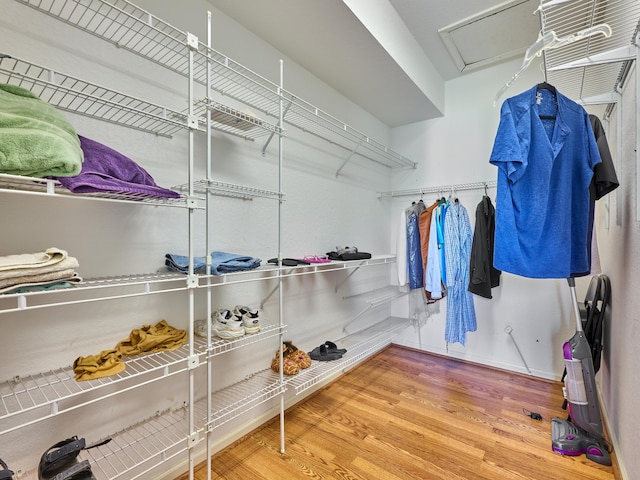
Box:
[493,24,612,107]
[533,0,576,14]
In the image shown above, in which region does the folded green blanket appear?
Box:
[0,83,83,177]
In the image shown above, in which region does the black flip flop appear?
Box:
[324,341,347,355]
[309,344,343,361]
[0,458,13,480]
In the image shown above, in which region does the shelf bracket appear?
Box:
[187,432,199,449]
[262,100,292,156]
[336,138,365,177]
[334,264,364,293]
[260,282,281,309]
[187,354,199,370]
[186,275,199,289]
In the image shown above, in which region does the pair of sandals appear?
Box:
[38,436,109,480]
[308,341,347,361]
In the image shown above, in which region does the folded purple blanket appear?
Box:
[56,135,180,198]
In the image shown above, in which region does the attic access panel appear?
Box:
[439,0,541,72]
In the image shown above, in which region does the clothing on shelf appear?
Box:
[116,320,187,356]
[468,195,501,299]
[490,84,602,278]
[443,200,476,345]
[73,349,125,382]
[55,135,180,198]
[0,83,83,178]
[326,247,372,261]
[165,251,262,275]
[0,247,80,293]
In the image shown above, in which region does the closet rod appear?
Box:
[378,180,496,199]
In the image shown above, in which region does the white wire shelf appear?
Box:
[194,99,284,141]
[173,179,284,201]
[0,337,208,436]
[0,272,188,314]
[204,370,285,431]
[14,0,415,170]
[284,318,409,395]
[0,258,395,314]
[193,255,397,289]
[0,173,191,207]
[204,317,285,357]
[78,405,191,480]
[0,55,194,137]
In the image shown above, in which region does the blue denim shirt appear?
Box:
[490,85,601,278]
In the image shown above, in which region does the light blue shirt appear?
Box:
[444,202,476,345]
[490,85,601,278]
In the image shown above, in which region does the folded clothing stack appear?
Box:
[55,135,180,199]
[0,83,83,178]
[165,251,261,275]
[0,247,82,294]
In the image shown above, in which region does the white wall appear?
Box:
[593,65,639,480]
[388,58,577,379]
[0,0,397,477]
[388,53,639,479]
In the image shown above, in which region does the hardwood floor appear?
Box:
[178,345,618,480]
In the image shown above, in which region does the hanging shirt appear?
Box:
[418,200,440,300]
[490,85,601,278]
[444,201,476,345]
[425,208,443,299]
[396,209,408,286]
[573,114,620,277]
[468,195,501,298]
[407,209,424,289]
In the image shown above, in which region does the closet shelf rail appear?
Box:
[0,55,195,137]
[14,0,415,170]
[172,179,284,201]
[0,337,209,436]
[379,180,497,199]
[0,173,191,207]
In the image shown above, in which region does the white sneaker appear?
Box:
[212,309,245,339]
[233,305,261,334]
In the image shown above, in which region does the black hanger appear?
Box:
[537,82,556,94]
[537,82,557,120]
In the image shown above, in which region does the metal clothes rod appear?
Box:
[379,180,497,199]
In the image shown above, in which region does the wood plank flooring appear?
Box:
[177,345,618,480]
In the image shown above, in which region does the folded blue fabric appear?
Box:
[165,251,261,275]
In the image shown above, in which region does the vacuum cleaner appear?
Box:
[551,277,611,465]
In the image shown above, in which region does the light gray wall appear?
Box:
[389,54,637,479]
[0,0,395,477]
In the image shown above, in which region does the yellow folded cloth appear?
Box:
[116,320,187,356]
[73,349,125,382]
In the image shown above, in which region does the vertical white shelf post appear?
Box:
[206,11,214,480]
[278,58,286,455]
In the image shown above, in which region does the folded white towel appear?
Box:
[0,247,68,272]
[0,256,79,283]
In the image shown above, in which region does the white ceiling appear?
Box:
[205,0,542,127]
